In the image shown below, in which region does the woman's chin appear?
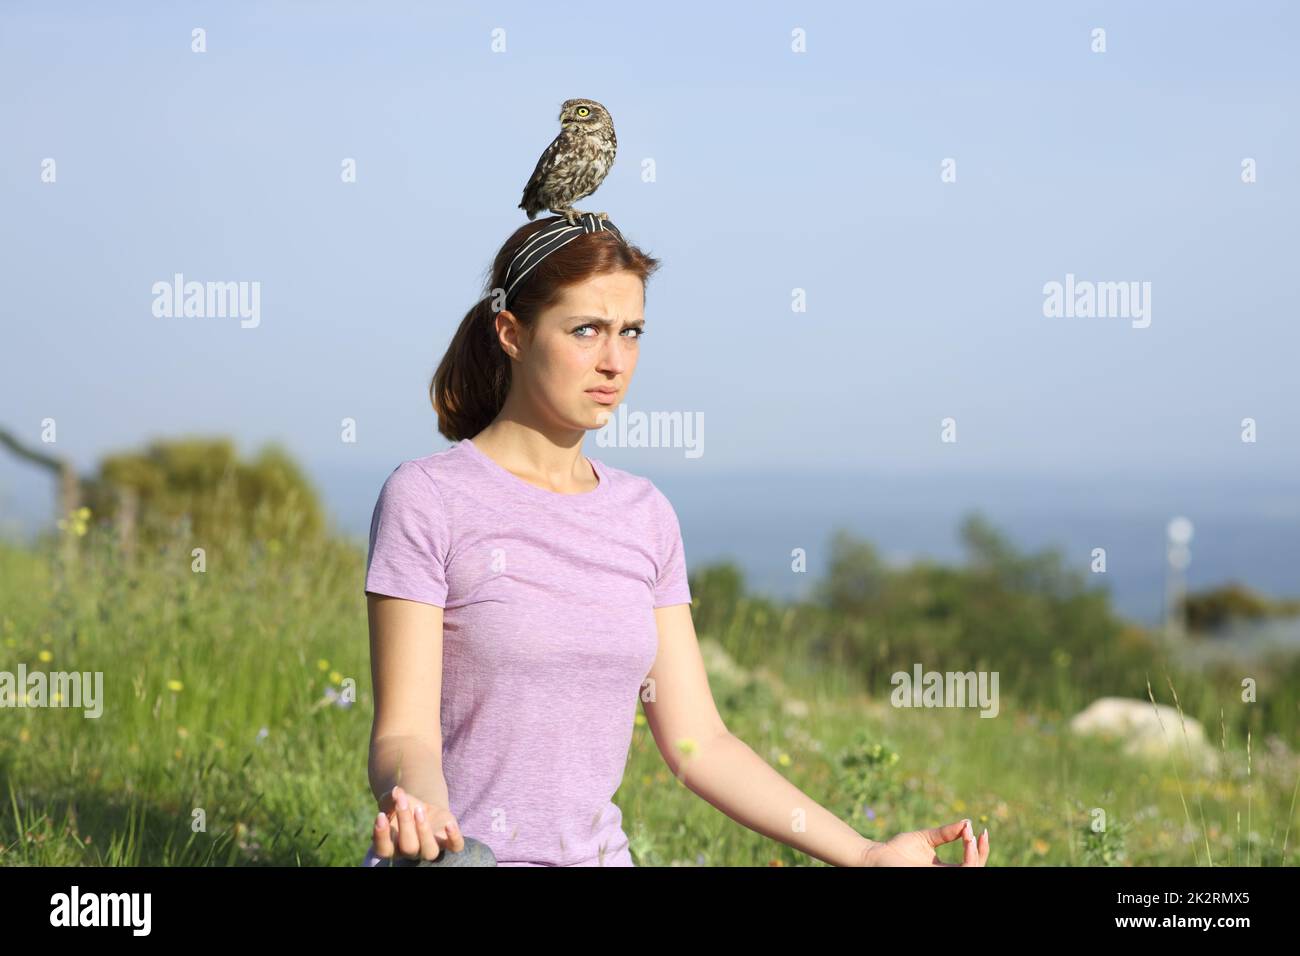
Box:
[590,407,617,429]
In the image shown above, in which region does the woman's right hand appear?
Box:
[862,818,989,867]
[371,784,466,862]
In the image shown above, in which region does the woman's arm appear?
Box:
[367,593,450,808]
[643,604,877,867]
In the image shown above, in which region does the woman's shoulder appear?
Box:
[375,443,470,501]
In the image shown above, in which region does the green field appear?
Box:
[2,511,1297,867]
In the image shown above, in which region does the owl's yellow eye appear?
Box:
[577,107,590,116]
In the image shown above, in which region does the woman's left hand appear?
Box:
[863,818,989,867]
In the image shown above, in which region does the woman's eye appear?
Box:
[574,325,644,339]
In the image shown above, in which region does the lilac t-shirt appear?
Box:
[361,437,692,867]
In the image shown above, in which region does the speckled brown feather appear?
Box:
[518,98,617,221]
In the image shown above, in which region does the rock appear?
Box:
[1069,697,1219,772]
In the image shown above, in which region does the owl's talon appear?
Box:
[552,207,606,226]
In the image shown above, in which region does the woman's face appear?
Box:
[502,270,645,432]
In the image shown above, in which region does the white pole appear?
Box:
[1165,516,1194,641]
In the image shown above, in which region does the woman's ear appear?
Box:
[494,309,522,359]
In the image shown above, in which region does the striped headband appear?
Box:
[501,213,624,308]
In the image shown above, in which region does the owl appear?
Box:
[518,98,617,224]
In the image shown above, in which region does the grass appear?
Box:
[1,514,1297,866]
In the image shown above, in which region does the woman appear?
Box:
[361,213,990,867]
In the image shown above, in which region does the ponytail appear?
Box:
[429,295,511,443]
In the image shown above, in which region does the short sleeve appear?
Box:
[364,460,449,608]
[651,487,692,608]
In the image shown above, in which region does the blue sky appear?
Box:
[1,1,1297,551]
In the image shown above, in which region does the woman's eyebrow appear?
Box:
[567,315,645,328]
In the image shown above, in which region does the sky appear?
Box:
[1,1,1297,601]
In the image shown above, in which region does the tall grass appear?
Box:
[1,508,1296,866]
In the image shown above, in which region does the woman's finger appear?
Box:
[393,788,421,858]
[373,811,396,860]
[444,817,466,853]
[424,807,465,854]
[961,820,978,866]
[926,819,968,849]
[412,803,442,861]
[978,828,990,865]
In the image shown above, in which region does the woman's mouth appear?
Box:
[586,388,619,405]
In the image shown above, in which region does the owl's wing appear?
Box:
[518,130,566,217]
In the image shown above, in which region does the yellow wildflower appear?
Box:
[56,506,92,536]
